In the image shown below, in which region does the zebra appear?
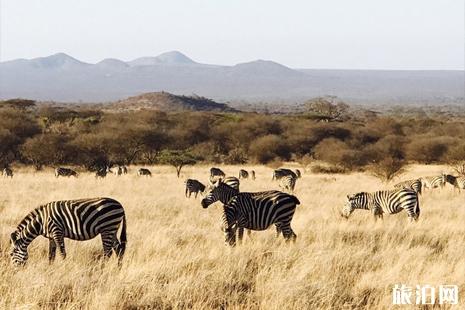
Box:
[220,176,240,190]
[55,167,78,178]
[185,179,206,198]
[201,181,300,246]
[279,175,297,192]
[108,166,123,176]
[445,174,465,192]
[250,170,256,180]
[295,169,302,178]
[121,166,128,174]
[238,169,249,179]
[341,189,420,222]
[272,168,297,181]
[393,179,422,195]
[210,167,225,181]
[9,197,127,266]
[420,174,446,190]
[138,168,152,177]
[2,167,13,178]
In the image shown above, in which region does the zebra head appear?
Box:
[201,180,238,209]
[341,193,367,218]
[10,232,28,266]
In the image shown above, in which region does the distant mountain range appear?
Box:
[0,51,463,105]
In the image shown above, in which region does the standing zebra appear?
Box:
[138,168,152,177]
[210,167,226,181]
[272,168,297,181]
[55,167,78,178]
[201,181,300,246]
[10,197,127,266]
[2,167,13,178]
[393,179,422,195]
[238,169,249,179]
[295,169,302,178]
[221,176,240,190]
[108,166,123,176]
[121,166,128,174]
[95,169,107,179]
[342,189,420,222]
[445,174,465,192]
[185,179,206,198]
[279,175,297,193]
[420,174,446,190]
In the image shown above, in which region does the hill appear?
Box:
[108,92,237,112]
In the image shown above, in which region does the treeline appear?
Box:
[1,99,465,175]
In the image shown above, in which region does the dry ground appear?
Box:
[0,164,464,309]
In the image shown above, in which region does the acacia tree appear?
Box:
[305,96,350,122]
[368,158,406,182]
[158,150,199,177]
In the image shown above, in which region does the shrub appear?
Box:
[249,135,291,164]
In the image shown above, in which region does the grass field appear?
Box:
[0,164,464,309]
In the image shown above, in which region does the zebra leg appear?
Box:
[194,191,198,198]
[101,232,115,258]
[275,223,282,237]
[48,239,57,263]
[237,227,244,244]
[224,224,237,247]
[53,234,67,259]
[280,224,297,243]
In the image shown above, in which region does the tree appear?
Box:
[158,150,199,177]
[21,134,73,170]
[0,98,36,110]
[304,96,350,122]
[368,158,406,182]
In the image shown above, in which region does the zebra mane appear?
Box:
[15,205,46,231]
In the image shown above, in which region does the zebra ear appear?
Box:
[346,195,350,200]
[10,232,17,243]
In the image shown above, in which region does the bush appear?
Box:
[367,158,406,182]
[249,135,291,164]
[406,137,452,164]
[310,164,347,174]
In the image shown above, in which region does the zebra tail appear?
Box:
[120,215,127,253]
[415,194,420,218]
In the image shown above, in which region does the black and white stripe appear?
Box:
[201,181,300,246]
[420,174,446,190]
[239,169,249,179]
[272,168,297,181]
[55,167,78,178]
[279,175,297,192]
[2,167,13,178]
[210,167,226,181]
[394,179,422,195]
[185,179,206,198]
[10,197,127,266]
[138,168,152,177]
[95,168,108,179]
[342,189,420,221]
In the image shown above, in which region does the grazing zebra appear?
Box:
[185,179,206,198]
[272,168,297,181]
[279,175,297,192]
[138,168,152,177]
[95,169,107,179]
[55,167,78,178]
[10,197,127,266]
[445,174,465,192]
[201,181,300,246]
[342,189,420,222]
[210,167,226,181]
[238,169,249,179]
[394,179,422,195]
[2,167,13,178]
[420,174,446,190]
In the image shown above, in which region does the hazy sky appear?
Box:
[1,0,464,69]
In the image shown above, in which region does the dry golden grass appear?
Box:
[0,164,464,309]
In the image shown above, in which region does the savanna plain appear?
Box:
[0,164,464,309]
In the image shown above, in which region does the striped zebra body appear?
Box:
[3,167,13,178]
[445,174,465,192]
[55,167,78,178]
[394,179,422,195]
[185,179,206,198]
[239,169,249,179]
[272,168,297,181]
[201,182,300,246]
[10,197,127,266]
[420,174,446,190]
[279,175,297,192]
[222,176,240,190]
[342,189,420,221]
[210,167,226,181]
[138,168,152,177]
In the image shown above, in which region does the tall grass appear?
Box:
[0,165,463,309]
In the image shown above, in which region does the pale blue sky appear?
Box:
[1,0,463,69]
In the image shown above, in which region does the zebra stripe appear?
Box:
[201,182,300,246]
[272,168,297,181]
[238,169,249,179]
[10,197,127,266]
[185,179,206,198]
[342,189,420,221]
[138,168,152,176]
[420,174,446,190]
[210,167,226,181]
[279,175,297,192]
[394,179,422,195]
[95,169,107,179]
[2,167,13,178]
[250,170,256,180]
[55,167,78,178]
